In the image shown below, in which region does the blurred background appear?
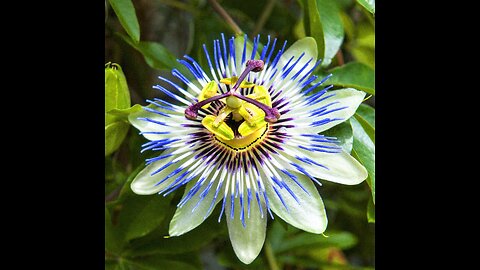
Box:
[105,0,375,269]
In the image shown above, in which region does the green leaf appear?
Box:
[367,197,375,223]
[356,103,375,126]
[354,104,375,143]
[105,121,130,156]
[108,0,140,42]
[118,33,179,71]
[322,62,375,95]
[106,166,174,249]
[125,213,225,257]
[302,0,325,63]
[273,230,358,254]
[322,120,353,153]
[105,62,131,113]
[316,0,345,67]
[356,0,375,14]
[267,220,288,250]
[116,191,173,244]
[350,117,375,203]
[301,0,345,67]
[137,42,179,71]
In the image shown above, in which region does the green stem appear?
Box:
[208,0,243,35]
[253,0,276,36]
[265,241,280,270]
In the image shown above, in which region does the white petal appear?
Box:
[276,37,318,84]
[130,152,183,195]
[265,171,327,234]
[169,171,224,236]
[226,189,267,264]
[287,145,368,185]
[310,88,366,133]
[128,107,187,141]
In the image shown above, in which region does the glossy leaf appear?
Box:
[108,0,140,42]
[350,117,375,203]
[118,33,179,71]
[322,120,353,154]
[105,121,130,156]
[302,0,325,63]
[322,62,375,94]
[354,103,375,143]
[316,0,345,67]
[357,0,375,14]
[356,103,375,126]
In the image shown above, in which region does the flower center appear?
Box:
[184,60,280,123]
[200,78,272,142]
[185,60,281,148]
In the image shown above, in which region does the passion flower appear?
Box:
[129,34,368,264]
